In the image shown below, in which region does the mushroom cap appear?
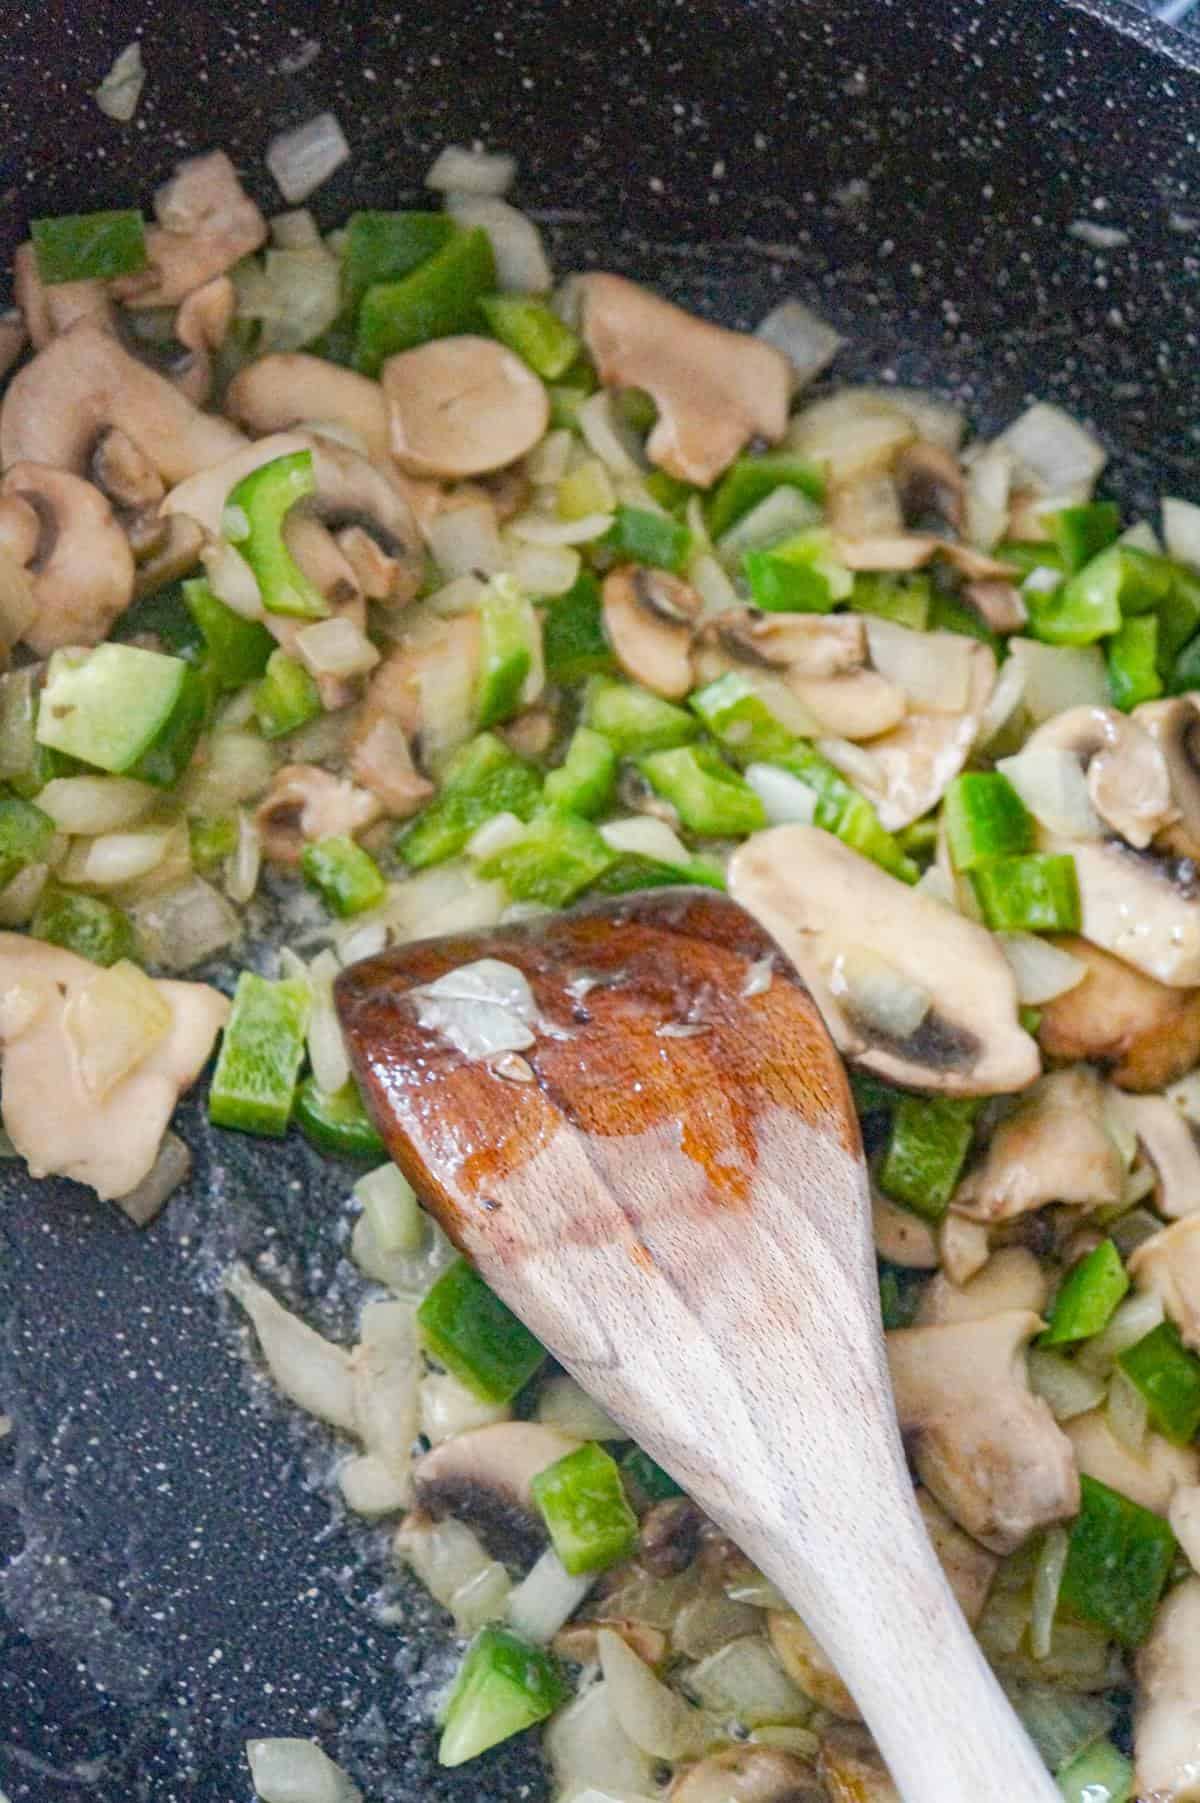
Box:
[1036,934,1200,1092]
[894,441,966,533]
[1066,1409,1198,1516]
[602,564,700,700]
[1134,1575,1200,1803]
[383,334,550,479]
[1136,694,1200,858]
[952,1068,1124,1223]
[852,638,996,829]
[1129,1217,1200,1352]
[227,353,393,465]
[1,462,135,655]
[729,825,1040,1097]
[255,765,382,867]
[872,1191,938,1269]
[411,1421,582,1564]
[1027,704,1175,849]
[112,150,267,308]
[671,1746,824,1803]
[1051,835,1200,988]
[915,1248,1050,1326]
[1106,1091,1200,1220]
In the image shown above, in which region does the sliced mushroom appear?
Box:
[1,463,135,654]
[500,706,556,761]
[13,242,114,351]
[1066,1410,1198,1516]
[91,427,165,511]
[818,1725,901,1803]
[226,353,393,464]
[894,441,965,533]
[131,514,205,602]
[0,493,40,566]
[1107,1092,1200,1218]
[1134,1576,1200,1803]
[0,320,244,482]
[111,150,267,308]
[729,826,1040,1097]
[1027,704,1175,849]
[0,309,27,381]
[358,613,483,753]
[383,334,550,479]
[767,1610,858,1720]
[872,1191,938,1269]
[1036,935,1200,1091]
[963,579,1027,633]
[554,1617,668,1669]
[174,273,236,373]
[1137,694,1200,862]
[695,608,907,741]
[602,564,701,699]
[1129,1218,1200,1351]
[671,1747,823,1803]
[1047,836,1200,988]
[938,1211,990,1287]
[952,1069,1124,1223]
[852,639,996,830]
[412,1422,582,1565]
[0,934,228,1201]
[577,272,791,487]
[915,1248,1050,1325]
[637,1496,704,1576]
[255,766,382,867]
[887,1310,1079,1551]
[335,525,406,603]
[347,716,434,819]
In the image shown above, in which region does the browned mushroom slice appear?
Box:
[1,463,135,654]
[851,638,996,830]
[1136,694,1200,861]
[347,716,434,819]
[226,352,393,465]
[383,335,550,479]
[1047,837,1200,988]
[112,150,268,308]
[255,765,382,867]
[952,1068,1124,1224]
[1036,935,1200,1092]
[671,1747,823,1803]
[894,441,965,533]
[411,1422,582,1565]
[818,1724,901,1803]
[175,274,236,355]
[1027,704,1175,849]
[576,271,791,487]
[91,427,165,511]
[963,579,1027,633]
[1106,1092,1200,1219]
[1129,1218,1200,1352]
[602,564,700,699]
[872,1192,939,1269]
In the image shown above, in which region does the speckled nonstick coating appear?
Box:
[0,1,1198,1797]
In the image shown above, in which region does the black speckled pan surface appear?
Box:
[1,1,1199,1797]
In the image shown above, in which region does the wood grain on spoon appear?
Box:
[335,888,1059,1803]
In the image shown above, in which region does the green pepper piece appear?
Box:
[225,450,330,620]
[878,1095,981,1223]
[688,672,797,764]
[531,1442,640,1576]
[208,971,311,1138]
[254,650,321,741]
[293,1074,386,1162]
[188,813,239,874]
[707,452,826,539]
[0,795,55,888]
[1107,614,1163,711]
[478,808,615,906]
[770,742,919,883]
[354,227,497,376]
[182,577,275,690]
[480,293,581,381]
[994,540,1068,581]
[590,849,725,895]
[113,586,207,663]
[743,527,853,614]
[543,726,617,817]
[970,853,1081,933]
[1160,567,1200,678]
[31,208,147,284]
[476,582,540,729]
[547,379,596,432]
[850,573,932,630]
[583,679,699,757]
[1043,501,1122,572]
[878,1262,926,1330]
[1118,1320,1200,1444]
[639,744,766,838]
[541,572,616,685]
[1028,545,1171,646]
[300,835,387,918]
[418,1257,546,1403]
[602,507,690,574]
[31,885,135,967]
[1040,1241,1129,1347]
[620,1446,684,1503]
[643,470,696,514]
[36,644,206,788]
[942,772,1035,872]
[1059,1474,1177,1647]
[437,1626,568,1769]
[398,732,542,869]
[1055,1738,1134,1803]
[340,210,456,316]
[927,589,1001,651]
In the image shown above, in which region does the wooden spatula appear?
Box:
[335,887,1059,1802]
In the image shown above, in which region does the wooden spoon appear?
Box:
[336,888,1059,1802]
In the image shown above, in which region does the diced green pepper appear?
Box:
[615,387,658,435]
[340,210,456,315]
[878,1095,981,1222]
[1059,1474,1176,1647]
[543,726,617,817]
[418,1257,545,1403]
[36,643,206,788]
[995,540,1067,581]
[771,742,919,883]
[1168,628,1200,696]
[354,227,496,376]
[743,528,853,614]
[688,672,796,764]
[531,1442,639,1576]
[970,853,1081,933]
[1055,1738,1134,1803]
[1044,501,1122,573]
[225,450,330,620]
[480,293,580,381]
[547,379,595,432]
[1107,614,1163,711]
[644,470,696,514]
[583,679,699,757]
[254,649,322,740]
[927,589,1001,651]
[0,795,54,888]
[300,835,387,918]
[476,582,540,729]
[182,578,275,690]
[1160,567,1200,677]
[1118,1320,1200,1444]
[639,744,766,838]
[1028,545,1171,646]
[208,970,311,1138]
[293,1074,386,1162]
[878,1262,926,1330]
[437,1626,568,1768]
[850,573,932,630]
[478,808,614,906]
[31,208,147,284]
[602,507,690,574]
[541,571,616,685]
[1041,1241,1129,1348]
[30,886,135,967]
[188,813,238,874]
[399,733,542,869]
[707,452,826,539]
[591,849,725,895]
[942,772,1035,872]
[620,1446,684,1502]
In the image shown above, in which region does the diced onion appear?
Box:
[245,1737,361,1803]
[382,862,507,945]
[295,616,380,679]
[507,1548,595,1644]
[815,735,882,789]
[394,1514,498,1612]
[426,503,505,579]
[426,573,489,617]
[998,933,1087,1005]
[1106,1366,1150,1456]
[445,194,552,293]
[425,145,517,196]
[536,1374,624,1440]
[527,429,574,487]
[225,810,262,906]
[716,485,821,561]
[183,732,274,816]
[787,390,915,483]
[415,639,476,766]
[95,40,146,123]
[994,403,1106,496]
[270,208,321,249]
[202,539,263,618]
[672,1591,763,1661]
[411,958,538,1059]
[354,1163,421,1254]
[36,776,157,835]
[508,509,614,546]
[1121,520,1161,553]
[1007,638,1108,723]
[451,1559,512,1632]
[688,551,739,617]
[577,392,645,479]
[0,668,36,782]
[0,863,48,928]
[964,443,1014,551]
[1076,1289,1165,1377]
[506,540,581,597]
[597,1629,711,1759]
[544,1682,659,1802]
[1004,1681,1115,1773]
[865,618,972,713]
[682,1636,810,1728]
[65,960,172,1100]
[745,763,817,826]
[128,876,240,972]
[974,654,1027,750]
[465,811,526,861]
[996,747,1102,840]
[353,1297,419,1492]
[237,247,343,353]
[226,1263,358,1433]
[114,1130,191,1228]
[1163,495,1200,568]
[338,1453,409,1519]
[418,1371,509,1446]
[336,918,388,966]
[266,112,351,204]
[600,816,692,864]
[869,386,965,453]
[1030,1526,1069,1661]
[59,827,173,889]
[306,949,350,1094]
[755,298,844,390]
[828,945,932,1040]
[350,1207,456,1297]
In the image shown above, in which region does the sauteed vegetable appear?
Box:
[4,142,1200,1803]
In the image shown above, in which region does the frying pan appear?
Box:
[2,1,1200,1797]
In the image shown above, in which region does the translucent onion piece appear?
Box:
[508,508,614,547]
[1163,495,1200,568]
[352,1297,419,1490]
[127,876,240,972]
[465,811,527,862]
[688,551,739,617]
[266,113,351,204]
[226,1262,358,1434]
[964,442,1014,552]
[249,247,343,354]
[577,392,645,479]
[756,298,844,390]
[182,731,275,815]
[865,618,972,713]
[671,1591,763,1662]
[270,208,321,249]
[1002,1680,1114,1773]
[113,1130,191,1228]
[394,1514,498,1612]
[382,862,507,945]
[59,827,173,889]
[997,746,1103,840]
[544,1681,659,1803]
[349,1207,457,1298]
[425,145,517,197]
[1106,1366,1149,1456]
[814,735,882,789]
[974,653,1026,750]
[225,810,262,906]
[535,1374,625,1441]
[451,1559,512,1633]
[507,540,580,597]
[446,194,552,293]
[1030,1526,1069,1660]
[306,948,349,1095]
[597,1628,711,1759]
[202,538,264,618]
[527,429,573,487]
[418,1371,510,1446]
[786,390,915,483]
[426,572,489,617]
[994,402,1106,495]
[1076,1289,1165,1377]
[295,616,380,679]
[507,1548,595,1644]
[337,1453,410,1519]
[64,959,173,1100]
[95,41,146,123]
[682,1636,811,1728]
[745,763,818,827]
[245,1737,361,1803]
[998,933,1087,1006]
[600,815,693,865]
[426,503,505,579]
[354,1162,421,1255]
[716,484,821,561]
[36,776,157,835]
[828,944,932,1040]
[1007,638,1108,724]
